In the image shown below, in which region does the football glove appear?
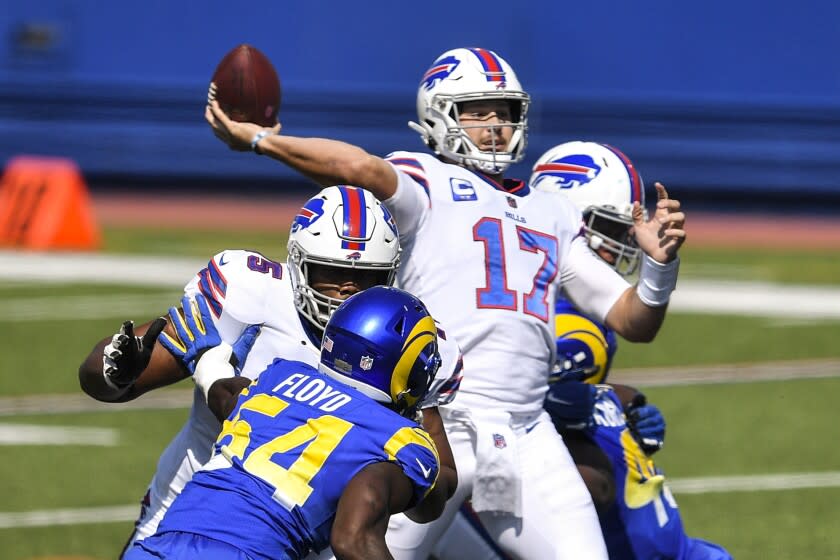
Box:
[158,293,260,375]
[626,393,666,454]
[544,381,598,431]
[102,317,167,389]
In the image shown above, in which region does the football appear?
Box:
[210,44,281,127]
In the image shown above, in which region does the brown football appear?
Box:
[210,44,281,126]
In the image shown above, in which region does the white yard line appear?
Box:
[0,251,204,287]
[1,293,178,321]
[672,279,840,320]
[0,505,138,529]
[0,424,118,446]
[668,471,840,494]
[0,390,194,417]
[3,250,840,320]
[611,358,840,387]
[3,358,837,418]
[3,471,839,529]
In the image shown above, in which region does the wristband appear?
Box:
[193,343,235,404]
[636,254,679,307]
[250,130,271,154]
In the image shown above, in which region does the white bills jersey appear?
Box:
[133,249,462,542]
[385,152,629,412]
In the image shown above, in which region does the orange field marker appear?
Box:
[0,156,101,250]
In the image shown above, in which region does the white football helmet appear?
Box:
[530,141,646,276]
[287,185,401,332]
[409,47,530,175]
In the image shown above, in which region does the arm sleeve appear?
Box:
[384,426,440,505]
[560,237,631,323]
[382,157,431,242]
[183,250,275,342]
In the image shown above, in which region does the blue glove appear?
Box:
[626,394,666,454]
[544,381,598,431]
[159,293,260,375]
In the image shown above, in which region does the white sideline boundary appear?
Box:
[3,471,839,529]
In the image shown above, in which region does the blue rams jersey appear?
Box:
[589,389,694,560]
[154,359,440,560]
[554,302,731,559]
[554,296,617,384]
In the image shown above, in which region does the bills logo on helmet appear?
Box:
[345,251,362,260]
[381,204,399,237]
[532,154,602,190]
[291,198,326,232]
[422,55,460,91]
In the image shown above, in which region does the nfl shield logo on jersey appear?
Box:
[493,433,507,449]
[506,196,517,209]
[360,355,374,371]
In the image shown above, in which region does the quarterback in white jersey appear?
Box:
[78,186,462,556]
[206,47,686,560]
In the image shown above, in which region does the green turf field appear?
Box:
[1,227,839,559]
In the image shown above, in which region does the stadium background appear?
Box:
[1,2,840,559]
[3,0,840,204]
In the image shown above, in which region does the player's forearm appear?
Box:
[604,286,667,342]
[257,134,397,200]
[404,408,457,523]
[332,532,394,560]
[403,475,451,523]
[422,407,457,499]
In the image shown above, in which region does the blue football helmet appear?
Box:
[318,286,441,417]
[552,307,617,385]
